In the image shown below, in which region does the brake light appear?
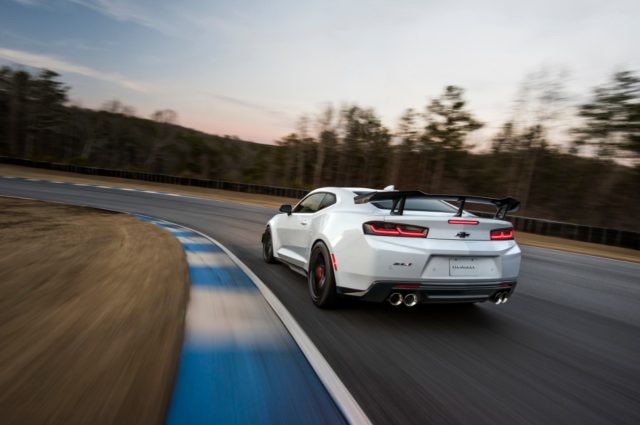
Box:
[363,222,428,238]
[490,228,514,240]
[448,219,479,225]
[331,253,338,271]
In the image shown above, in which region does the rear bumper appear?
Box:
[332,236,521,292]
[341,280,517,304]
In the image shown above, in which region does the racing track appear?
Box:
[2,177,639,425]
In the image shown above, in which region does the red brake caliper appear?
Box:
[315,265,324,282]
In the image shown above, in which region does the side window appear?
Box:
[318,193,336,210]
[293,193,325,213]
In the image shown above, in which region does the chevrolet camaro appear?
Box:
[261,187,521,308]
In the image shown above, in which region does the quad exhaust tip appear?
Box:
[493,291,510,305]
[388,292,418,307]
[403,293,418,307]
[389,292,403,306]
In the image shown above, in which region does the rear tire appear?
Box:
[262,228,277,264]
[308,242,338,308]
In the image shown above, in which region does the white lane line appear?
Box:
[73,183,90,187]
[26,178,41,182]
[177,236,210,244]
[166,193,181,197]
[96,185,112,189]
[51,181,64,184]
[143,190,159,194]
[3,176,17,179]
[165,220,372,425]
[119,187,136,191]
[186,251,237,267]
[186,287,290,348]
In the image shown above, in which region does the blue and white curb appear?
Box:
[137,215,370,425]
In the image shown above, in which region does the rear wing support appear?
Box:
[354,191,520,220]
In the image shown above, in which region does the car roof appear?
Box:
[312,187,375,195]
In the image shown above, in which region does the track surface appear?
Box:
[2,178,639,425]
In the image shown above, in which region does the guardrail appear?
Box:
[1,156,638,250]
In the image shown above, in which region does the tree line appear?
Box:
[0,65,638,231]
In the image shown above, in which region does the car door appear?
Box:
[276,193,326,267]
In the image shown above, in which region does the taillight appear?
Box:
[490,228,514,240]
[448,219,479,225]
[363,221,428,238]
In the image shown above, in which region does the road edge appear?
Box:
[164,220,373,425]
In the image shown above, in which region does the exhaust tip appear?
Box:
[404,293,418,307]
[389,292,403,306]
[492,291,510,305]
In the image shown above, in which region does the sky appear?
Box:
[1,0,639,145]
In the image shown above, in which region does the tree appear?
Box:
[313,105,336,187]
[573,70,640,160]
[390,108,420,187]
[423,85,483,192]
[277,133,301,185]
[102,100,136,116]
[146,109,178,171]
[0,67,14,154]
[334,105,390,187]
[491,122,517,154]
[27,70,69,158]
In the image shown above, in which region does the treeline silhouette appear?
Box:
[0,65,638,231]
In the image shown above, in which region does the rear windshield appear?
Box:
[354,192,457,213]
[372,198,457,213]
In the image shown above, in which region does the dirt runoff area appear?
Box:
[0,198,190,425]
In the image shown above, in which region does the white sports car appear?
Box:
[261,187,521,308]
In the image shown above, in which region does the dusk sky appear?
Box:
[1,0,639,145]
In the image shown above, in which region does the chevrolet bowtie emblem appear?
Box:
[456,231,470,238]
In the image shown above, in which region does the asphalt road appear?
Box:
[2,178,639,425]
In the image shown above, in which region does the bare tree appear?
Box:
[146,109,178,171]
[313,105,335,187]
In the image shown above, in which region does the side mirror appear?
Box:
[279,204,292,216]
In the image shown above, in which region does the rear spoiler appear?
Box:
[353,190,520,220]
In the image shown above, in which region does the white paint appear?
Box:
[186,251,237,268]
[166,227,188,234]
[177,236,210,244]
[185,287,289,348]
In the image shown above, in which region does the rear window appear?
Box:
[354,192,457,213]
[353,190,458,212]
[372,198,456,213]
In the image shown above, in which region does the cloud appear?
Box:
[209,94,293,122]
[68,0,173,34]
[0,47,151,92]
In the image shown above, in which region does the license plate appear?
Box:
[449,257,480,276]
